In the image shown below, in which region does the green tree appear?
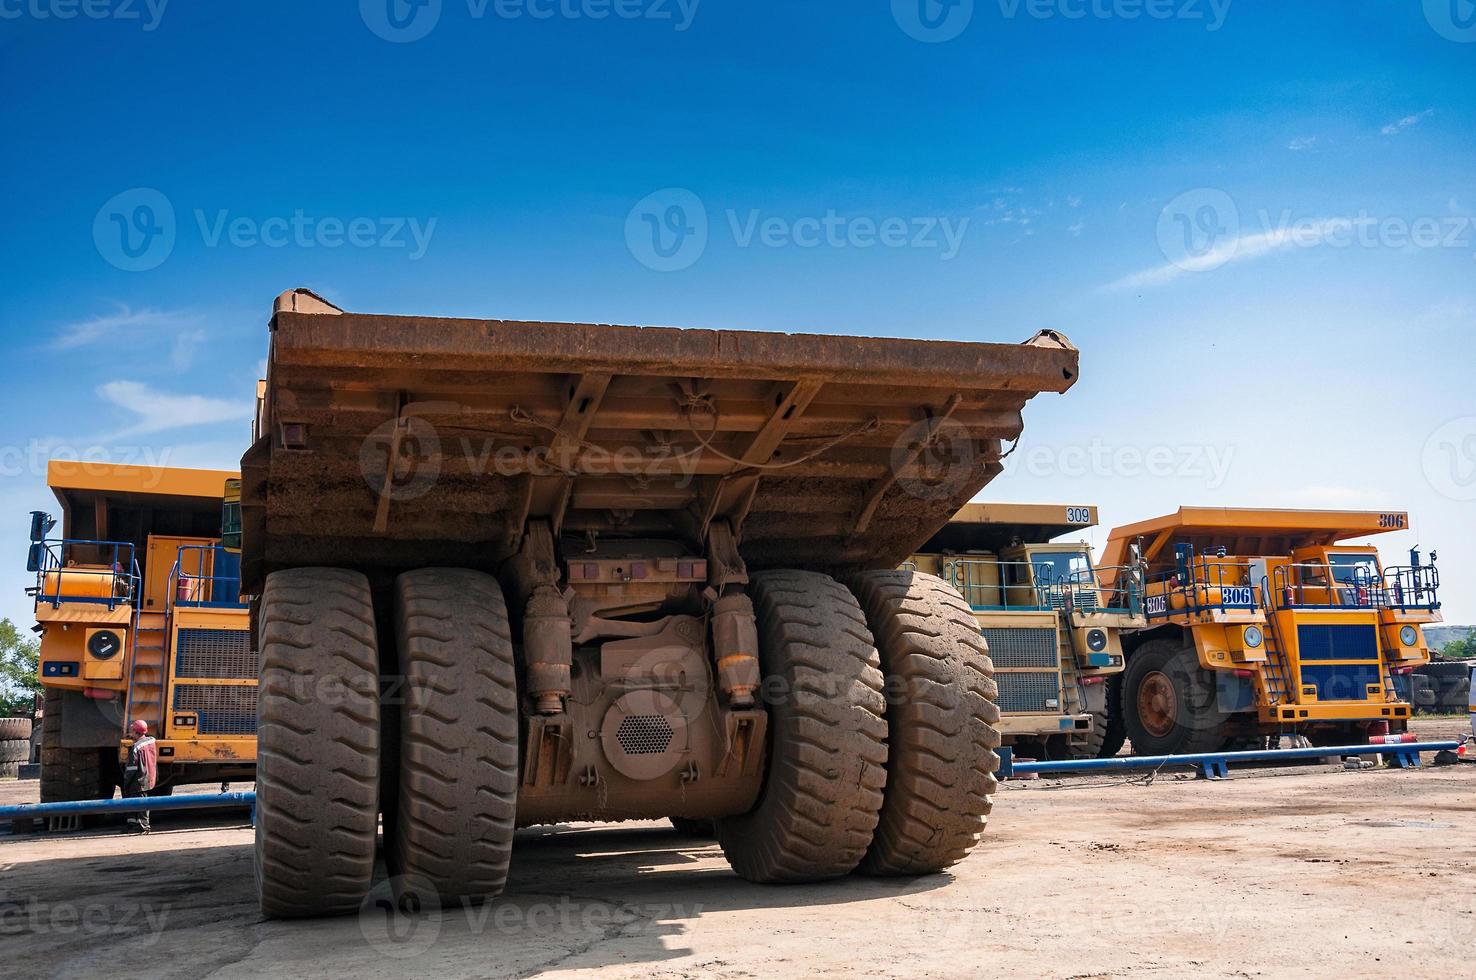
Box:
[0,617,41,716]
[1439,635,1474,661]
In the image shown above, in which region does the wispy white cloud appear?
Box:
[1381,109,1434,136]
[1066,195,1082,209]
[170,328,209,371]
[50,306,197,351]
[1067,220,1085,237]
[1287,136,1317,151]
[1104,217,1354,292]
[96,381,252,438]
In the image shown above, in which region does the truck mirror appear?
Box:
[29,511,54,543]
[26,542,44,573]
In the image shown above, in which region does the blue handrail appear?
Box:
[29,538,139,611]
[1144,559,1259,620]
[169,545,246,609]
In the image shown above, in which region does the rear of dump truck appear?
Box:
[1099,508,1440,756]
[907,503,1145,759]
[242,288,1078,917]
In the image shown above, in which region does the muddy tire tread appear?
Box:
[255,568,381,919]
[845,570,999,875]
[717,570,888,883]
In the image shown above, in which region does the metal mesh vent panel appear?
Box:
[616,714,673,755]
[173,684,257,735]
[175,628,257,679]
[1296,624,1379,661]
[981,627,1059,669]
[994,671,1062,715]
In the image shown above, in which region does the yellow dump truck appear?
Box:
[908,503,1145,758]
[1098,508,1440,755]
[27,461,254,802]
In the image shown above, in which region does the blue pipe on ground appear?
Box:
[0,792,255,824]
[1006,741,1461,777]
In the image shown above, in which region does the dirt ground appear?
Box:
[2,717,1472,979]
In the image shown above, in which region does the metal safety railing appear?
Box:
[168,545,246,609]
[1271,562,1439,613]
[27,538,140,611]
[942,558,1142,617]
[1143,560,1259,620]
[1380,564,1441,612]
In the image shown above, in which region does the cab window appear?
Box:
[1030,551,1090,586]
[1328,553,1379,586]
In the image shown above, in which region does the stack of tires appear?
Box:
[0,716,34,778]
[1413,661,1473,714]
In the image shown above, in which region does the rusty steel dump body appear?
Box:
[240,289,1078,591]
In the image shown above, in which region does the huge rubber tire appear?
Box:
[716,570,888,883]
[0,760,18,779]
[845,571,999,876]
[255,568,381,919]
[389,568,519,906]
[0,739,28,763]
[38,689,116,803]
[1120,639,1229,756]
[1420,662,1472,712]
[0,717,33,740]
[1096,674,1128,758]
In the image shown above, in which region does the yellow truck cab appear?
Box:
[908,503,1146,759]
[1098,507,1439,756]
[27,461,254,802]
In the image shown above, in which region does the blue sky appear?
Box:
[0,0,1473,628]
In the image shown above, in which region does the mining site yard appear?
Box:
[2,716,1470,979]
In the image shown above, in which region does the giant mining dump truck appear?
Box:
[241,288,1079,917]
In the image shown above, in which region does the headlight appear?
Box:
[1243,625,1264,649]
[87,629,122,659]
[1086,629,1108,652]
[1400,625,1418,647]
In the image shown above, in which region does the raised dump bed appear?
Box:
[243,288,1079,918]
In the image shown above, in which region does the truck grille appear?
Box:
[172,684,257,735]
[994,671,1062,714]
[175,628,257,679]
[1299,664,1381,702]
[1297,624,1379,661]
[980,627,1058,669]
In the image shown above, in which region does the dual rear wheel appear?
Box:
[254,567,1000,917]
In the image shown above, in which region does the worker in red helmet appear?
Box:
[122,720,158,833]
